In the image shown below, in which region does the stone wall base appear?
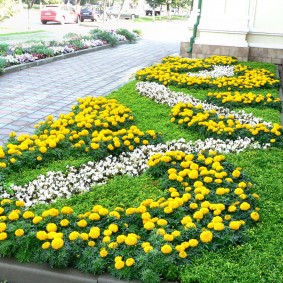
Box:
[180,42,283,64]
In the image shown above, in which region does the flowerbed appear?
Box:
[135,56,280,90]
[0,150,260,282]
[206,91,281,111]
[0,56,282,283]
[0,28,137,73]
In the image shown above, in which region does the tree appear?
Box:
[0,0,16,22]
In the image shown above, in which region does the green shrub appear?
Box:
[89,29,118,46]
[0,43,9,55]
[0,57,6,73]
[29,45,54,57]
[116,28,137,42]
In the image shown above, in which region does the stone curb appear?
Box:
[2,40,131,75]
[0,257,178,283]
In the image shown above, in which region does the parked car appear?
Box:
[40,5,79,24]
[80,4,102,22]
[106,6,140,20]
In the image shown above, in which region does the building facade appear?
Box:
[181,0,283,64]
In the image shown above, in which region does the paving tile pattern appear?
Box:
[0,38,179,145]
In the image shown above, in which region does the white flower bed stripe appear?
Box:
[136,82,273,127]
[0,137,268,206]
[187,65,234,78]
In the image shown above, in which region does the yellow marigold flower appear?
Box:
[114,256,123,263]
[126,258,135,267]
[232,170,241,178]
[15,200,25,207]
[200,230,213,243]
[108,224,118,233]
[32,216,42,224]
[188,239,198,247]
[69,231,80,241]
[179,251,187,258]
[193,211,203,220]
[0,207,4,215]
[157,219,168,226]
[144,221,155,230]
[214,222,225,231]
[116,234,126,244]
[61,206,73,215]
[42,242,50,249]
[229,221,242,230]
[115,260,125,270]
[89,227,100,239]
[189,203,198,210]
[60,219,69,227]
[172,230,181,237]
[164,234,174,242]
[23,211,35,219]
[240,202,251,211]
[77,219,88,228]
[48,208,59,217]
[125,235,138,246]
[0,232,7,241]
[100,249,108,257]
[250,211,260,221]
[36,231,48,241]
[88,213,100,221]
[51,238,64,250]
[46,223,57,232]
[39,146,47,154]
[98,208,109,216]
[15,229,24,237]
[88,240,95,247]
[164,206,173,214]
[161,244,172,254]
[0,223,6,232]
[8,211,19,221]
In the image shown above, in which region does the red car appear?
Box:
[40,5,79,24]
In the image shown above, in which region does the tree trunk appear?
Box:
[117,0,126,20]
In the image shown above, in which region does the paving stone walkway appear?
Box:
[0,36,181,145]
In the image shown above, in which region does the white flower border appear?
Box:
[0,137,269,206]
[136,82,273,127]
[187,65,235,78]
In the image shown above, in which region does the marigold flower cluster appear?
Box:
[206,91,281,110]
[170,102,283,147]
[0,97,161,172]
[0,150,260,276]
[135,56,280,90]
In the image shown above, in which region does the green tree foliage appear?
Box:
[0,0,16,22]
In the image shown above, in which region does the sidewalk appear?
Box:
[0,36,182,145]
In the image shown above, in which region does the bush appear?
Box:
[0,44,9,55]
[0,57,6,73]
[29,45,54,57]
[89,29,118,46]
[116,28,137,42]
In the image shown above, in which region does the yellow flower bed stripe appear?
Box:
[170,102,283,147]
[136,56,280,90]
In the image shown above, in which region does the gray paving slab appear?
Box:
[0,37,180,145]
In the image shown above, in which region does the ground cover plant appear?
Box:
[0,56,282,283]
[0,28,137,73]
